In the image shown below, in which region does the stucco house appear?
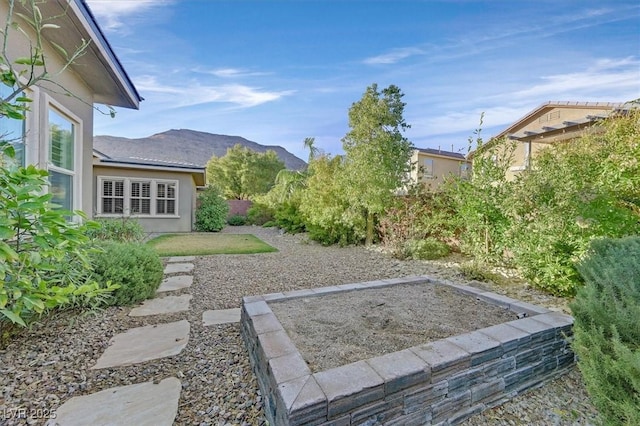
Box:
[93,150,205,233]
[408,147,471,190]
[0,0,141,216]
[471,101,628,180]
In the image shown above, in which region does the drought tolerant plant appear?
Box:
[227,214,247,226]
[89,241,164,306]
[570,236,640,425]
[246,202,275,225]
[195,186,229,232]
[86,217,146,242]
[401,237,450,260]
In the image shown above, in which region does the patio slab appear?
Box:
[46,377,181,426]
[156,275,193,293]
[203,308,241,326]
[129,294,193,317]
[165,256,195,263]
[92,320,190,369]
[163,263,194,274]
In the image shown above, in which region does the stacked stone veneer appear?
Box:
[240,276,575,426]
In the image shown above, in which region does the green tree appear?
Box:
[206,144,285,200]
[340,84,414,245]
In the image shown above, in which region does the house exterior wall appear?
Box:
[409,150,469,190]
[93,166,198,233]
[1,1,96,215]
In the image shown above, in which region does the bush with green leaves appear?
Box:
[570,236,640,426]
[0,144,117,332]
[195,187,229,232]
[401,238,450,260]
[246,202,275,225]
[227,214,247,226]
[89,241,163,306]
[274,201,306,234]
[86,217,146,242]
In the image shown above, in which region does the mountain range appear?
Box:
[93,129,307,170]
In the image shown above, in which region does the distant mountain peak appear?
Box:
[94,129,307,170]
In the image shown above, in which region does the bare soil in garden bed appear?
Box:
[270,282,518,371]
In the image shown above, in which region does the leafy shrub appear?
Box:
[458,261,507,285]
[86,217,146,242]
[195,187,229,232]
[227,214,247,226]
[89,241,164,306]
[402,238,450,260]
[0,143,116,332]
[262,220,277,227]
[274,201,306,234]
[570,237,640,426]
[246,202,275,225]
[307,223,359,247]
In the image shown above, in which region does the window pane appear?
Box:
[49,109,74,171]
[115,181,124,197]
[0,85,26,166]
[167,184,176,199]
[167,199,175,214]
[49,170,73,211]
[142,182,150,198]
[157,183,165,198]
[102,198,113,213]
[131,182,140,197]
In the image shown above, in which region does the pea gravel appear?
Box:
[0,226,600,425]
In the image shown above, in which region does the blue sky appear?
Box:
[87,0,640,161]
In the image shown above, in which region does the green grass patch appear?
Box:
[147,233,278,256]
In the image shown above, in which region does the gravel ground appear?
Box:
[0,226,600,425]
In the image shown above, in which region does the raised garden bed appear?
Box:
[241,276,575,426]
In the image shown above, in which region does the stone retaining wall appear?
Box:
[241,276,575,426]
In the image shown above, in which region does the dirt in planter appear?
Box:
[268,281,519,372]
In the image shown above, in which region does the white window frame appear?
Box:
[96,176,180,218]
[45,98,82,213]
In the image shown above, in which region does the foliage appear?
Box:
[227,214,247,226]
[85,217,146,243]
[89,241,163,306]
[504,111,640,295]
[206,144,285,200]
[0,144,116,329]
[570,237,640,426]
[195,186,229,232]
[378,188,458,258]
[274,201,306,234]
[401,237,450,260]
[340,84,414,244]
[246,202,275,226]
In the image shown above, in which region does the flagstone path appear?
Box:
[48,256,240,426]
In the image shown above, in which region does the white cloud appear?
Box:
[134,75,295,108]
[192,67,270,78]
[363,47,425,65]
[85,0,173,31]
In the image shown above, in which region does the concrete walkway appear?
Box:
[53,255,241,425]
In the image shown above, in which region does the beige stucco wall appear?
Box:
[93,165,198,233]
[409,150,469,190]
[2,1,96,215]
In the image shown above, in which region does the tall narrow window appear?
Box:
[156,182,176,215]
[0,84,26,166]
[422,158,434,179]
[48,109,75,210]
[102,179,125,213]
[130,181,151,214]
[460,163,470,179]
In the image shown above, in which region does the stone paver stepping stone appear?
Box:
[203,308,241,326]
[164,262,194,274]
[157,275,193,293]
[129,294,193,317]
[46,377,181,426]
[92,320,190,369]
[165,255,195,263]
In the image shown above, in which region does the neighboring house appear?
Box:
[408,148,471,190]
[0,0,141,215]
[471,101,628,180]
[93,150,205,233]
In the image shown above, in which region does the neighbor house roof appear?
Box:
[21,0,142,109]
[416,147,467,161]
[468,101,630,158]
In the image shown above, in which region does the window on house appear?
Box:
[460,163,470,179]
[422,158,434,179]
[48,108,76,211]
[98,177,179,217]
[0,84,26,166]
